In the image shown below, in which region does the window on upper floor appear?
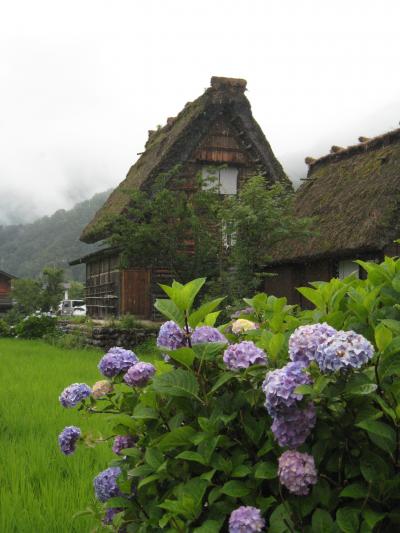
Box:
[338,259,359,280]
[201,166,238,195]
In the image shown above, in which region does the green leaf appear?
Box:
[175,451,206,465]
[204,311,220,326]
[360,451,389,482]
[152,368,201,401]
[128,464,154,477]
[254,461,277,479]
[231,465,252,478]
[312,509,334,532]
[375,323,393,352]
[294,384,314,396]
[157,426,196,451]
[145,448,164,470]
[181,278,206,311]
[166,347,195,368]
[138,474,159,489]
[154,298,185,327]
[192,342,227,362]
[268,333,285,358]
[132,405,159,419]
[339,483,368,499]
[209,372,236,394]
[193,520,222,533]
[363,508,386,528]
[379,352,400,379]
[297,286,325,309]
[345,383,377,396]
[110,414,136,431]
[221,480,250,497]
[356,420,396,455]
[105,497,133,509]
[188,297,225,328]
[336,508,359,533]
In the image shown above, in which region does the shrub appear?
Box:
[0,319,12,337]
[118,314,142,330]
[16,315,57,339]
[58,260,400,532]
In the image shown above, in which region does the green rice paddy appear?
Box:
[0,339,122,532]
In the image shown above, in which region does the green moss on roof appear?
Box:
[269,128,400,264]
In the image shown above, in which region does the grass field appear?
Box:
[0,338,151,533]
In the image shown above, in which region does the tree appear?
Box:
[108,169,221,283]
[108,171,312,301]
[12,279,43,314]
[41,266,64,311]
[68,281,85,299]
[219,176,312,299]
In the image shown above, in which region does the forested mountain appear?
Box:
[0,190,111,281]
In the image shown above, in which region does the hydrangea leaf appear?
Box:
[188,297,225,328]
[356,420,396,455]
[154,298,185,327]
[336,507,360,533]
[221,480,250,497]
[339,483,368,499]
[152,368,201,401]
[312,509,334,532]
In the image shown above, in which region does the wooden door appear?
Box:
[120,269,151,318]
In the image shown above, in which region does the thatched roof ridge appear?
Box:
[269,127,400,265]
[81,76,289,243]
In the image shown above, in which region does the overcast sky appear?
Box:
[1,0,399,225]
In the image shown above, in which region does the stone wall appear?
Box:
[57,321,158,350]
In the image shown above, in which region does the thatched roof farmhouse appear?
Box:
[265,127,400,305]
[72,76,290,317]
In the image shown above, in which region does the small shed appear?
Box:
[265,128,400,305]
[71,76,290,318]
[0,270,16,313]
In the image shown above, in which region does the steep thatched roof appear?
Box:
[268,127,400,264]
[81,76,290,243]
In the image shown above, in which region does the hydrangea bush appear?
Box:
[58,260,400,532]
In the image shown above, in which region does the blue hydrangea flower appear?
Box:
[98,347,138,377]
[59,383,92,408]
[191,326,228,345]
[315,330,374,372]
[124,362,155,387]
[271,403,316,449]
[278,450,317,495]
[229,506,265,532]
[112,435,136,455]
[58,426,81,455]
[94,467,123,502]
[156,321,187,350]
[103,508,123,525]
[262,362,311,417]
[289,323,337,365]
[223,341,267,370]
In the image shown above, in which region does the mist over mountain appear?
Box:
[0,190,111,281]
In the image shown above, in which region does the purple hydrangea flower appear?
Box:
[191,326,228,345]
[229,506,265,532]
[289,323,337,365]
[58,426,81,455]
[271,403,316,448]
[124,362,155,387]
[231,307,254,319]
[315,330,374,372]
[59,383,92,408]
[157,321,187,350]
[278,450,317,495]
[94,467,122,502]
[262,362,311,417]
[98,347,138,378]
[223,341,267,370]
[103,508,123,525]
[112,435,136,455]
